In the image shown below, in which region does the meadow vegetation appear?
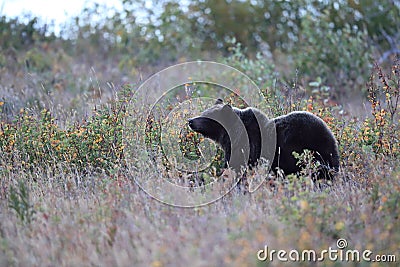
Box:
[0,1,399,266]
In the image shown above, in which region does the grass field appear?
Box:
[0,38,399,267]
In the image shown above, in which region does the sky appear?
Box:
[0,0,123,34]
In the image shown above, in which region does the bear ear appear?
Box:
[215,98,224,105]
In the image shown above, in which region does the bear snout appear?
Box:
[188,118,195,128]
[188,117,206,132]
[188,118,198,131]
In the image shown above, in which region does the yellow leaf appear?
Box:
[299,200,308,210]
[335,221,345,231]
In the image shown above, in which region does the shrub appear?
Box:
[293,13,373,96]
[362,59,400,157]
[0,15,55,50]
[24,48,53,71]
[0,96,126,174]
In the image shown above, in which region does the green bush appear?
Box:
[0,15,54,50]
[0,99,126,173]
[224,42,276,89]
[293,14,373,96]
[24,48,53,71]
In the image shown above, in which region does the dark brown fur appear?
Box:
[188,99,339,179]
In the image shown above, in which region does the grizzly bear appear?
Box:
[188,99,339,180]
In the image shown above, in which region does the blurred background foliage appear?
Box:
[0,4,399,259]
[0,0,399,98]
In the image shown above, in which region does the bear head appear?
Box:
[188,98,236,144]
